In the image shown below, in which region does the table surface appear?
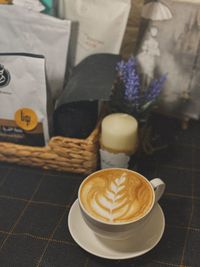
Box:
[0,114,199,267]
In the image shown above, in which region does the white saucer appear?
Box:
[68,199,165,260]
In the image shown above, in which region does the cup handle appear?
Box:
[150,178,166,203]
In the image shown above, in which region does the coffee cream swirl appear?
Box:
[80,169,153,223]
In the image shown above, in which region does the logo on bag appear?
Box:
[0,64,10,87]
[15,108,38,131]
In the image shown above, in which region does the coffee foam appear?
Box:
[80,169,153,223]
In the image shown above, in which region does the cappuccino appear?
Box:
[80,169,153,223]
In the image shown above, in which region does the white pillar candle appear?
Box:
[100,113,138,170]
[101,113,138,154]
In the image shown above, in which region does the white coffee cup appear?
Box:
[78,168,165,240]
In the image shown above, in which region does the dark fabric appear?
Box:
[54,100,98,139]
[0,114,199,266]
[56,53,121,106]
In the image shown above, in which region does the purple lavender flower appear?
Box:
[115,57,167,115]
[116,57,137,83]
[124,69,140,102]
[116,57,140,103]
[145,74,167,103]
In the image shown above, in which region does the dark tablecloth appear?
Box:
[0,114,199,267]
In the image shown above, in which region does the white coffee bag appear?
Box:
[0,5,71,101]
[56,0,131,65]
[0,53,50,146]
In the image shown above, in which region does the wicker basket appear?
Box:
[0,122,101,174]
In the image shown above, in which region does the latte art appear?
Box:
[80,169,153,223]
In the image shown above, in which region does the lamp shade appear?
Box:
[142,1,173,21]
